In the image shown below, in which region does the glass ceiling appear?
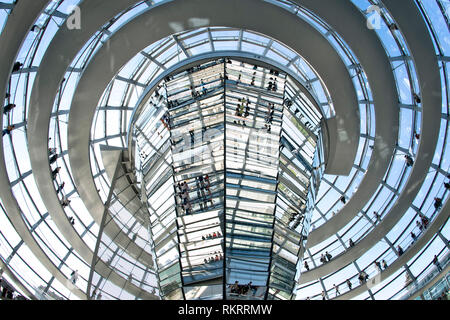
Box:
[0,0,448,300]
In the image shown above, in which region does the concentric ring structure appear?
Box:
[0,0,448,300]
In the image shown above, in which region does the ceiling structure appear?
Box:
[0,0,448,300]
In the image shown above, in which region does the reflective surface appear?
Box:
[133,59,323,299]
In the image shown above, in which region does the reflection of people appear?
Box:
[241,284,249,295]
[264,104,274,132]
[234,106,241,125]
[416,220,423,232]
[434,198,442,210]
[373,211,380,223]
[190,85,198,98]
[202,80,208,95]
[358,271,368,285]
[180,182,192,215]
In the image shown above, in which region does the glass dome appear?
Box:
[0,0,448,301]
